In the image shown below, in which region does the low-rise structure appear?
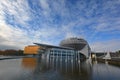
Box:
[24,45,40,55]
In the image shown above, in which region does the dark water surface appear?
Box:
[0,57,120,80]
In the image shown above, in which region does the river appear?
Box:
[0,57,120,80]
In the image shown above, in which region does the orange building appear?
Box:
[24,45,41,55]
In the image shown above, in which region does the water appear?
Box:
[0,57,120,80]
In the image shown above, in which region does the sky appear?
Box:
[0,0,120,52]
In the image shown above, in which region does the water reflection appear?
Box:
[22,55,93,80]
[22,58,37,70]
[1,55,120,80]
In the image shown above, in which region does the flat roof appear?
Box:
[34,43,74,50]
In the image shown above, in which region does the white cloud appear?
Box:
[61,21,85,39]
[31,26,61,41]
[90,39,120,52]
[39,0,51,17]
[39,0,49,10]
[0,0,33,50]
[0,0,119,51]
[0,22,31,49]
[0,0,31,27]
[93,17,120,32]
[0,22,58,50]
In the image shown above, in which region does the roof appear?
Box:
[34,43,74,50]
[59,37,88,50]
[60,37,87,46]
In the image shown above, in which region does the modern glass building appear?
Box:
[34,37,91,60]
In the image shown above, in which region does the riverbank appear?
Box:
[96,58,120,66]
[0,55,39,60]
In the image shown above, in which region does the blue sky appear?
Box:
[0,0,120,52]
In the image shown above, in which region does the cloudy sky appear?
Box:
[0,0,120,52]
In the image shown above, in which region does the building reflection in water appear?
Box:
[21,55,92,80]
[22,58,37,70]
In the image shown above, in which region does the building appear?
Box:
[24,37,91,60]
[59,37,91,58]
[24,45,40,55]
[34,37,91,60]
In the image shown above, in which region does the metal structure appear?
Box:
[60,37,91,58]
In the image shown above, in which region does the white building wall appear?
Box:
[79,45,90,58]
